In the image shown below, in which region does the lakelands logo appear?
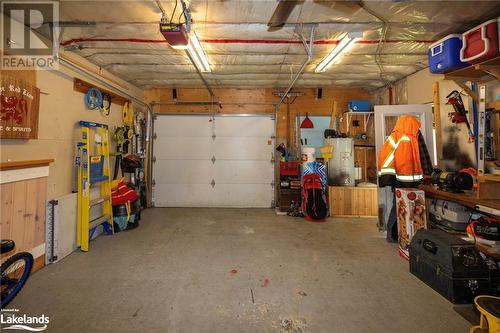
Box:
[1,1,59,70]
[1,309,49,331]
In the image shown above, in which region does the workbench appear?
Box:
[419,185,500,214]
[420,184,500,260]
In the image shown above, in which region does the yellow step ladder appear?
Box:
[76,121,114,252]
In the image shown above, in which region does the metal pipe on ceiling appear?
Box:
[60,37,436,47]
[154,0,167,17]
[277,25,316,108]
[359,2,389,86]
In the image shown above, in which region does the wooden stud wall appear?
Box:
[144,86,370,153]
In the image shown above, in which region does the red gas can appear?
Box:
[460,18,500,64]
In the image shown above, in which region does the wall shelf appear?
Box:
[344,111,374,131]
[478,174,500,183]
[444,56,500,101]
[445,56,500,82]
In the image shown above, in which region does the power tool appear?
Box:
[446,90,475,142]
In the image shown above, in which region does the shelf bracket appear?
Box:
[363,113,371,132]
[478,65,500,81]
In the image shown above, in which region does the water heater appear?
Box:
[325,138,355,186]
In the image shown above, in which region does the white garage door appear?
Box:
[153,115,275,207]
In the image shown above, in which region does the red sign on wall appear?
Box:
[0,75,40,139]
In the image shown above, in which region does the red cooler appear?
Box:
[460,18,500,64]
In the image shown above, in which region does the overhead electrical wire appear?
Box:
[178,3,187,24]
[170,0,178,23]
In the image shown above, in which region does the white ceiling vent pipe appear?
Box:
[277,25,316,108]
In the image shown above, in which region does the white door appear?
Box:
[374,104,435,228]
[153,115,275,207]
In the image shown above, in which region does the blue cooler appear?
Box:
[428,34,469,74]
[347,100,371,112]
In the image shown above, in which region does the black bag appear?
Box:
[122,154,141,173]
[409,229,491,304]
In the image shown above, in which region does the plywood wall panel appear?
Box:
[0,177,47,269]
[329,186,378,217]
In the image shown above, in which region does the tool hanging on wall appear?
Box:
[446,90,475,142]
[84,87,103,110]
[100,93,112,116]
[122,101,134,126]
[112,126,131,179]
[485,110,496,161]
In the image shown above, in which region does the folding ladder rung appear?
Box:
[90,196,111,207]
[89,215,111,230]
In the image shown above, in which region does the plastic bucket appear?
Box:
[301,147,316,163]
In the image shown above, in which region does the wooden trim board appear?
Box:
[0,166,50,184]
[74,78,128,106]
[0,159,54,171]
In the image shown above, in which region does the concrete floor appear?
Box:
[11,208,469,332]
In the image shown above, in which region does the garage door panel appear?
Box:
[154,137,213,159]
[215,117,274,137]
[154,184,215,207]
[155,116,212,137]
[154,160,212,184]
[214,137,273,160]
[214,161,273,184]
[213,184,273,207]
[153,115,274,207]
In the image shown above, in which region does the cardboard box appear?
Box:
[396,188,427,260]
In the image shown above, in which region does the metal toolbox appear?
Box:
[409,229,491,304]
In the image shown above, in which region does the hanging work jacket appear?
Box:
[378,115,425,187]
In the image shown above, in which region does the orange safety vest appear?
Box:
[377,115,423,183]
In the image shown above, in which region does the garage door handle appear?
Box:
[211,156,216,164]
[211,179,216,188]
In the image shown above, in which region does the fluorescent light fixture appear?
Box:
[171,44,190,50]
[315,32,363,73]
[186,33,211,73]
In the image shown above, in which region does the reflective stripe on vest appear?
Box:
[378,172,423,181]
[378,168,396,175]
[381,135,411,169]
[396,174,423,182]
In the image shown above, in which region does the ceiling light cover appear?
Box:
[187,33,211,73]
[315,32,363,73]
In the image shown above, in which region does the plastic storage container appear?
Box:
[428,34,469,73]
[428,199,471,232]
[279,161,300,176]
[460,18,500,64]
[348,100,371,112]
